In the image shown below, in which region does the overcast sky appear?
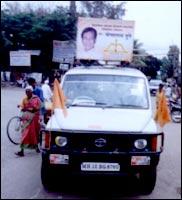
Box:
[2,1,181,58]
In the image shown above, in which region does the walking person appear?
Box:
[15,86,41,156]
[165,84,172,99]
[154,83,171,130]
[27,77,44,102]
[41,79,53,103]
[27,77,44,122]
[41,79,53,123]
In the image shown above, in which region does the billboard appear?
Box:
[76,17,135,62]
[18,50,41,56]
[10,51,31,66]
[52,40,75,63]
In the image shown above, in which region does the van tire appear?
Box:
[139,168,157,194]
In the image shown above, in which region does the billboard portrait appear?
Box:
[76,17,135,62]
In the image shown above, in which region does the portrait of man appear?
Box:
[81,27,97,51]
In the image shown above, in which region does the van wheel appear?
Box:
[139,168,157,194]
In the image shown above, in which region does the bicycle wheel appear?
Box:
[7,116,22,145]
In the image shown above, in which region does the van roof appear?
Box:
[65,66,146,78]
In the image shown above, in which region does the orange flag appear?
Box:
[154,91,171,127]
[52,78,67,117]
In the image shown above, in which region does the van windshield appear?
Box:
[63,74,149,109]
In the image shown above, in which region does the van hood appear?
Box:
[46,107,156,133]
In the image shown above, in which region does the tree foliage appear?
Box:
[167,45,180,79]
[168,45,180,66]
[80,1,126,19]
[1,3,77,71]
[130,39,147,72]
[130,39,163,79]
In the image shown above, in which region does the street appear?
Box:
[1,87,181,199]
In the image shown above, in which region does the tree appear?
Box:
[142,55,162,79]
[160,56,172,80]
[133,39,146,55]
[80,1,126,19]
[130,39,147,69]
[167,45,180,79]
[1,3,77,72]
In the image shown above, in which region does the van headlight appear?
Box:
[55,136,67,147]
[134,139,147,149]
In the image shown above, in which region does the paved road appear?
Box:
[1,87,181,199]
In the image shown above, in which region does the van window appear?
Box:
[63,74,149,109]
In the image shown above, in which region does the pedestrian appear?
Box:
[42,79,53,118]
[165,84,172,98]
[174,84,180,100]
[3,71,7,82]
[27,77,44,122]
[15,86,41,156]
[27,77,44,102]
[17,77,23,87]
[41,79,53,103]
[154,83,171,129]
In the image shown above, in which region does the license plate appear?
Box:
[49,154,69,164]
[81,162,120,171]
[131,156,150,166]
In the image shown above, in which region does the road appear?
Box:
[1,87,181,199]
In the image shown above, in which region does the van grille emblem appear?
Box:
[95,138,106,147]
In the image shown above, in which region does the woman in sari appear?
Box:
[154,83,171,128]
[15,86,41,156]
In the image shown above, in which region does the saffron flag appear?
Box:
[52,78,67,117]
[154,91,171,127]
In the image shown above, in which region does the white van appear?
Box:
[40,66,164,194]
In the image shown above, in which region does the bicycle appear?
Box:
[7,105,46,145]
[7,108,23,145]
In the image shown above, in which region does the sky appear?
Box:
[123,1,181,58]
[1,1,181,59]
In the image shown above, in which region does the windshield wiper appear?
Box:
[94,102,111,108]
[67,102,109,108]
[95,102,108,105]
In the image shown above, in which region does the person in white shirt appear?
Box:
[41,79,53,102]
[165,84,172,98]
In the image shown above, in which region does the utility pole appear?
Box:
[69,1,76,17]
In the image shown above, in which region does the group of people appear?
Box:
[165,83,181,101]
[15,78,53,157]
